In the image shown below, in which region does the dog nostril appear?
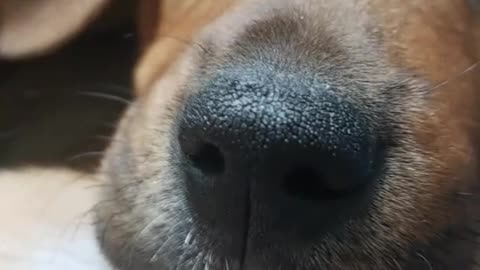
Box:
[185,142,225,175]
[284,166,354,201]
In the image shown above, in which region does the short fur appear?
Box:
[3,0,480,269]
[95,0,480,269]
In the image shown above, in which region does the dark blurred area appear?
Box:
[0,21,137,172]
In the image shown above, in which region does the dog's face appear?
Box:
[93,0,480,269]
[3,0,479,269]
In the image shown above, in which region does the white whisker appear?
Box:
[416,252,433,270]
[149,219,185,263]
[67,151,105,162]
[225,259,231,270]
[77,91,131,105]
[427,61,480,93]
[192,252,204,270]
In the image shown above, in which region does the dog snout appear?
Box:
[177,66,382,238]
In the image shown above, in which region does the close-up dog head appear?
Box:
[3,0,480,269]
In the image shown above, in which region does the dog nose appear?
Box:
[177,69,381,236]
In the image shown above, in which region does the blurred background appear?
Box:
[0,5,136,269]
[0,5,135,172]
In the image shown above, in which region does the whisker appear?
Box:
[149,233,174,263]
[125,214,168,266]
[98,212,121,251]
[159,35,213,56]
[457,192,475,197]
[76,199,115,224]
[427,60,480,93]
[76,91,132,105]
[86,83,132,94]
[149,219,185,263]
[225,259,231,270]
[67,151,105,162]
[392,258,403,270]
[192,252,205,270]
[69,82,131,94]
[416,252,433,270]
[84,183,112,190]
[204,251,213,270]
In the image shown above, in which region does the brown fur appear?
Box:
[96,0,480,269]
[0,0,133,59]
[0,0,107,59]
[134,0,235,94]
[2,0,480,269]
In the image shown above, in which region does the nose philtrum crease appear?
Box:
[239,173,251,270]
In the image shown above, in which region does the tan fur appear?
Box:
[0,0,109,59]
[0,0,134,59]
[134,0,235,95]
[0,168,110,270]
[97,0,480,269]
[2,0,480,269]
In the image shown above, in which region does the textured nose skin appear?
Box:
[176,66,381,244]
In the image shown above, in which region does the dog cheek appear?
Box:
[405,105,478,240]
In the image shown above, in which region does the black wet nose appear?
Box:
[177,70,380,235]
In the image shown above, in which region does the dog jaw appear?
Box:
[96,0,480,269]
